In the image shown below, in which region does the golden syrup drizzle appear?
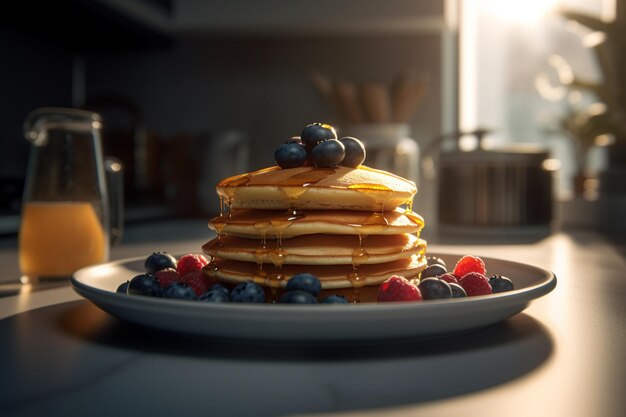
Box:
[253,221,272,234]
[212,217,226,236]
[278,169,336,186]
[252,268,268,285]
[347,183,394,192]
[268,233,287,268]
[204,261,220,278]
[254,246,270,265]
[203,238,222,253]
[351,234,369,267]
[217,187,237,211]
[211,195,231,241]
[266,271,285,289]
[404,198,413,213]
[281,186,309,202]
[347,269,367,288]
[217,167,278,188]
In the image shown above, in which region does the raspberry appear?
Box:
[459,272,492,297]
[453,255,486,278]
[179,270,214,296]
[378,275,423,302]
[154,268,180,288]
[177,254,209,277]
[439,272,460,285]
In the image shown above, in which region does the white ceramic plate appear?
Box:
[71,254,556,342]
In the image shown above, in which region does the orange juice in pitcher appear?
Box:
[20,108,113,282]
[19,202,108,279]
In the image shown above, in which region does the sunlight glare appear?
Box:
[485,0,558,23]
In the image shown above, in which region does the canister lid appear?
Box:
[440,143,549,165]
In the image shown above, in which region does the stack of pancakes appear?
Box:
[202,165,427,302]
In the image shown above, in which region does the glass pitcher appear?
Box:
[19,108,111,282]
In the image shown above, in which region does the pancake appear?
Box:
[203,234,426,266]
[210,208,424,238]
[217,165,416,211]
[204,254,427,290]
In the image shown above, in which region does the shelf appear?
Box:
[103,0,448,37]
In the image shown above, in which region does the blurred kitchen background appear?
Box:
[1,0,625,242]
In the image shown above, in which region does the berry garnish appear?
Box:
[230,281,266,303]
[321,295,349,304]
[144,252,177,275]
[279,290,318,304]
[179,270,212,296]
[176,254,208,278]
[378,275,423,302]
[285,136,302,144]
[439,272,460,285]
[459,272,492,297]
[420,264,447,280]
[489,275,515,293]
[127,274,162,297]
[339,136,366,167]
[449,283,467,298]
[116,281,129,294]
[154,268,179,288]
[198,287,230,303]
[418,278,452,300]
[208,283,230,295]
[162,283,197,300]
[301,122,337,153]
[274,142,307,169]
[426,256,447,269]
[285,273,322,296]
[311,139,346,168]
[453,255,486,278]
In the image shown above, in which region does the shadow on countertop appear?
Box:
[0,300,553,417]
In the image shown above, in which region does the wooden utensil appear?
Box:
[309,71,339,116]
[391,69,428,123]
[360,82,392,123]
[334,81,364,124]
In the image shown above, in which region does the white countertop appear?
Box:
[0,220,625,417]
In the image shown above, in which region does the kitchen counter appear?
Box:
[0,219,625,417]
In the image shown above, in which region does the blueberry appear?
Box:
[127,274,162,297]
[285,136,302,144]
[274,142,307,169]
[144,252,177,275]
[418,278,452,300]
[449,282,467,298]
[230,281,266,303]
[321,295,349,304]
[426,256,447,269]
[116,281,129,294]
[421,264,447,279]
[489,275,515,293]
[339,137,366,167]
[311,139,345,168]
[208,283,230,295]
[198,287,230,303]
[301,122,337,153]
[279,290,318,304]
[285,273,322,296]
[163,283,197,300]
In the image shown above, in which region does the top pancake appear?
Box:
[217,165,416,211]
